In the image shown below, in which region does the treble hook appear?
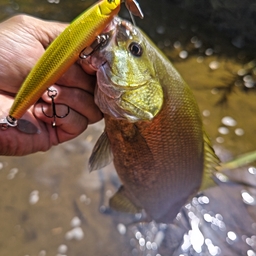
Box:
[79,33,110,59]
[79,1,144,59]
[41,88,70,127]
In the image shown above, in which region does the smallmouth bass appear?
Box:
[87,17,218,223]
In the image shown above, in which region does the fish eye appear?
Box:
[128,42,143,57]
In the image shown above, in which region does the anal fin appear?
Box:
[109,186,142,214]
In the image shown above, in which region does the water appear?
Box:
[0,0,256,255]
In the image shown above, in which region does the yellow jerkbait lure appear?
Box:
[8,0,129,122]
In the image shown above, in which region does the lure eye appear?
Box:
[129,42,143,57]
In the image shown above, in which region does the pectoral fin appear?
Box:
[88,131,113,172]
[109,186,142,214]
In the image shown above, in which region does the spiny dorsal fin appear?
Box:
[200,131,220,191]
[109,186,142,214]
[88,131,113,172]
[201,132,256,190]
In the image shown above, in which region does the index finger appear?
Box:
[56,62,96,93]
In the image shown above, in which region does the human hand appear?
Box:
[0,15,102,156]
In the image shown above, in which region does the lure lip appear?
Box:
[0,116,40,134]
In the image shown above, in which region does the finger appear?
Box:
[41,85,103,124]
[0,122,51,156]
[57,63,96,93]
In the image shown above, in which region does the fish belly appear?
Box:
[105,95,204,223]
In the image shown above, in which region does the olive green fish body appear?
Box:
[104,85,204,222]
[89,17,208,223]
[9,0,121,119]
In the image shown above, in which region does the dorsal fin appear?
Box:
[200,131,220,191]
[201,132,256,191]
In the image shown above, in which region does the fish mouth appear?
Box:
[95,17,147,90]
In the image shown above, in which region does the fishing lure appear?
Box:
[1,0,143,133]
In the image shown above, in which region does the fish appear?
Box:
[6,0,143,128]
[87,17,219,223]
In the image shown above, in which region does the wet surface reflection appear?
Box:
[113,172,256,255]
[1,0,256,255]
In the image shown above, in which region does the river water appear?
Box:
[0,0,256,255]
